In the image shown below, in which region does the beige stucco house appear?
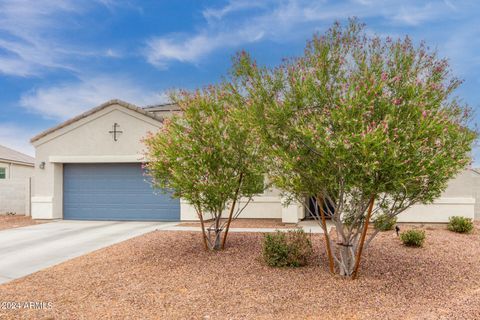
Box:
[0,144,34,180]
[0,144,34,215]
[30,99,477,222]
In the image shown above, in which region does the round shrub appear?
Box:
[263,229,312,267]
[373,213,397,231]
[447,216,474,234]
[263,232,289,267]
[400,229,426,247]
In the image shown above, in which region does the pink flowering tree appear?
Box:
[233,20,476,277]
[144,85,265,251]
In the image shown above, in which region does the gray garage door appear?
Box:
[63,163,180,221]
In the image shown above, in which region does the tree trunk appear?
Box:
[221,173,244,249]
[213,229,222,250]
[351,195,375,279]
[211,214,223,250]
[324,195,375,278]
[197,209,209,251]
[317,194,335,274]
[338,244,355,276]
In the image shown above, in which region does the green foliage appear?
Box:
[232,19,475,274]
[373,213,397,231]
[447,216,474,234]
[342,211,365,228]
[263,230,313,267]
[144,84,266,250]
[400,229,426,247]
[144,84,265,216]
[232,18,476,214]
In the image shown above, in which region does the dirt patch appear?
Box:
[180,218,298,228]
[0,215,46,231]
[0,225,479,319]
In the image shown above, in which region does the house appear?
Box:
[0,144,34,180]
[0,144,34,215]
[30,100,477,222]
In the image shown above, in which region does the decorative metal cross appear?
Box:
[109,123,123,141]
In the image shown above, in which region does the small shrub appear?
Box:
[263,229,312,267]
[263,232,289,267]
[400,229,426,247]
[447,216,474,234]
[373,213,397,231]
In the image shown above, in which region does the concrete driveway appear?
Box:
[0,220,178,284]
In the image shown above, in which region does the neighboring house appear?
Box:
[0,144,34,180]
[0,144,34,215]
[30,100,476,222]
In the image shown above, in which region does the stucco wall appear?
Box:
[11,164,34,179]
[473,171,480,220]
[0,161,33,179]
[180,195,304,223]
[31,104,163,219]
[0,178,31,215]
[396,170,475,223]
[180,196,284,221]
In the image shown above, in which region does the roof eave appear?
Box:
[30,99,164,144]
[0,158,34,166]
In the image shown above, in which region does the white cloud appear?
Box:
[0,0,118,77]
[145,28,264,68]
[105,48,122,58]
[144,0,464,68]
[0,0,80,76]
[391,3,447,26]
[20,76,168,120]
[440,21,480,75]
[202,0,265,20]
[0,123,37,156]
[145,34,217,67]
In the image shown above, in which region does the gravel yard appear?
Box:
[0,224,479,319]
[0,215,45,231]
[179,218,298,228]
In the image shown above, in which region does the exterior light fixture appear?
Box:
[39,162,45,169]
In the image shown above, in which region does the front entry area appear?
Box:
[63,163,180,221]
[305,196,334,220]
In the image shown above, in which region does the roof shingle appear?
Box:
[0,144,34,165]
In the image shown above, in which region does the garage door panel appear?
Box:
[63,163,180,221]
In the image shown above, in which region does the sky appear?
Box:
[0,0,479,163]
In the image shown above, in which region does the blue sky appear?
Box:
[0,0,479,163]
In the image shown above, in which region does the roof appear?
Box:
[143,102,181,112]
[30,99,164,143]
[0,144,34,165]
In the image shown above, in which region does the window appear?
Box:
[0,168,5,179]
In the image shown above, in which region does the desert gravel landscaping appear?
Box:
[0,223,479,319]
[0,215,45,231]
[179,218,298,228]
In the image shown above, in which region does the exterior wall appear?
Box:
[0,161,34,179]
[180,196,284,221]
[0,178,31,215]
[397,170,475,223]
[473,172,480,220]
[180,193,304,223]
[10,163,34,179]
[397,197,475,223]
[31,104,163,220]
